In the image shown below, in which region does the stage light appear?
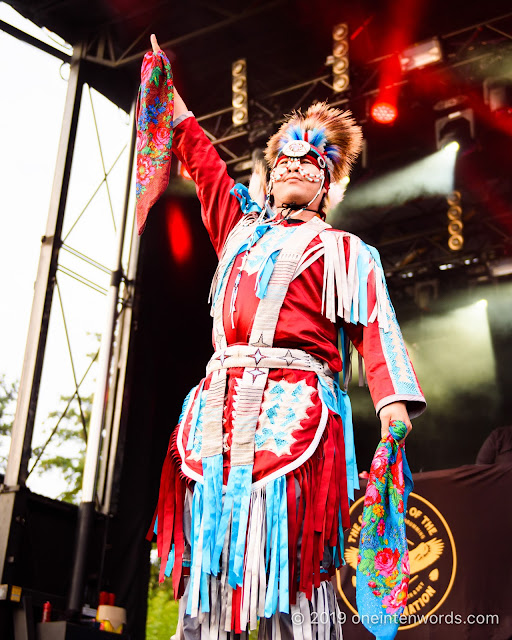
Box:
[232,58,248,126]
[371,101,397,124]
[446,192,463,251]
[484,77,512,114]
[488,257,512,277]
[399,37,442,73]
[332,23,350,93]
[435,109,474,151]
[443,141,460,154]
[166,201,192,265]
[446,190,461,206]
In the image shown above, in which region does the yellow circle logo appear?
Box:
[336,492,457,630]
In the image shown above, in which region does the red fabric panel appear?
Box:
[232,586,242,634]
[300,459,315,599]
[286,473,297,605]
[172,475,185,599]
[314,430,335,533]
[158,451,176,582]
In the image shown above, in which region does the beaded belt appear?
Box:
[206,344,334,379]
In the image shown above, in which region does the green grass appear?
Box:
[145,576,259,640]
[146,588,180,640]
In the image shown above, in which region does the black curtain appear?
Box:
[104,192,217,639]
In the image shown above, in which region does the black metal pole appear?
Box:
[66,95,138,619]
[67,501,96,617]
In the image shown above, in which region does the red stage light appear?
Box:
[166,202,193,265]
[371,101,398,124]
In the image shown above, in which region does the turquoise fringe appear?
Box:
[210,464,252,588]
[201,454,223,574]
[264,475,289,615]
[255,250,279,300]
[316,375,359,502]
[183,465,291,618]
[186,381,204,451]
[230,183,262,215]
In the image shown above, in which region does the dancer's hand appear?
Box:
[379,401,411,443]
[151,34,160,54]
[148,35,189,127]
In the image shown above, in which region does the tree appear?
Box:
[0,372,92,504]
[31,393,93,503]
[146,547,180,640]
[0,375,17,471]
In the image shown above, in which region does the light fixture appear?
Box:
[371,101,397,124]
[332,23,350,93]
[435,108,474,151]
[446,190,461,206]
[232,59,248,126]
[484,77,512,114]
[399,37,442,73]
[442,140,460,154]
[488,257,512,277]
[446,191,463,251]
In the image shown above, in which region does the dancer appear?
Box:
[145,35,426,640]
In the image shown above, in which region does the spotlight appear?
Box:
[446,191,463,251]
[332,23,350,93]
[232,58,248,126]
[442,141,460,154]
[399,37,442,73]
[446,190,461,206]
[371,101,397,124]
[488,257,512,277]
[484,77,512,114]
[435,108,474,151]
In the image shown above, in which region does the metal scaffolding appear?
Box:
[0,28,140,624]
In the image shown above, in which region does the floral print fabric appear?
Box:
[135,49,174,234]
[356,420,413,640]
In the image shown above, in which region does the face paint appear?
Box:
[271,139,330,186]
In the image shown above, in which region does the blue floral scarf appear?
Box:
[356,420,413,640]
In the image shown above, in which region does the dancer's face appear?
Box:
[271,156,327,217]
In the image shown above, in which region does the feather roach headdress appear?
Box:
[265,102,363,183]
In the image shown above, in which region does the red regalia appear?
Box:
[149,105,426,637]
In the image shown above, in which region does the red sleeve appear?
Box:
[172,116,242,255]
[340,245,426,419]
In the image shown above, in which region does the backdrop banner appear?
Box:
[336,464,512,639]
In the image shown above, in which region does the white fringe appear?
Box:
[240,488,267,630]
[293,243,325,281]
[306,230,391,331]
[248,166,267,210]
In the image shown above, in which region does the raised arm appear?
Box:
[151,35,188,120]
[151,35,242,255]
